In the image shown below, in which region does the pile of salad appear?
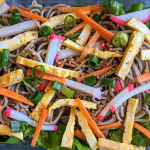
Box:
[0,0,150,149]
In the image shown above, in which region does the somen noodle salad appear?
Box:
[1,0,150,149]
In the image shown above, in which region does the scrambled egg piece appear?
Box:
[128,145,145,150]
[16,56,80,78]
[140,49,150,60]
[48,99,97,115]
[62,39,122,59]
[76,24,92,46]
[76,111,99,150]
[0,69,24,87]
[115,31,145,80]
[61,108,75,149]
[41,11,91,28]
[30,87,55,121]
[127,17,150,44]
[122,98,139,145]
[0,0,4,5]
[0,124,23,140]
[0,31,38,52]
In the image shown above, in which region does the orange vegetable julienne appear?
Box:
[75,98,105,138]
[0,87,34,106]
[77,65,114,82]
[136,72,150,83]
[9,5,49,21]
[76,10,114,42]
[77,31,100,63]
[27,69,66,84]
[44,81,53,93]
[74,129,86,142]
[58,4,99,12]
[91,7,105,14]
[31,109,48,146]
[0,105,2,111]
[65,22,86,36]
[59,61,65,68]
[98,121,122,130]
[133,122,150,139]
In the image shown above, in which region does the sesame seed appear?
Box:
[102,43,105,47]
[32,121,35,124]
[111,88,114,92]
[65,47,68,51]
[42,135,45,138]
[58,43,61,47]
[109,45,113,47]
[100,87,103,90]
[104,117,107,119]
[98,105,102,108]
[104,91,107,95]
[108,98,111,101]
[117,24,119,28]
[25,109,29,111]
[57,53,61,56]
[102,101,105,104]
[11,103,15,106]
[21,91,25,94]
[88,45,91,47]
[15,106,18,108]
[20,109,24,112]
[59,39,62,43]
[57,49,60,51]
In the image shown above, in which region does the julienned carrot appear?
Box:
[44,81,53,92]
[77,31,100,63]
[0,87,34,106]
[0,106,2,111]
[58,4,99,12]
[77,65,114,82]
[98,121,122,130]
[76,10,114,42]
[137,72,150,83]
[59,61,65,68]
[31,109,48,146]
[9,5,49,21]
[91,7,105,14]
[133,122,150,139]
[65,22,86,36]
[75,98,105,138]
[74,129,86,142]
[27,69,66,84]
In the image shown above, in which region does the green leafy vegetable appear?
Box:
[23,126,35,138]
[0,20,5,26]
[132,134,144,146]
[145,20,150,29]
[127,3,145,13]
[92,13,102,23]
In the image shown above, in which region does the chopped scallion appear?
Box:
[101,78,116,87]
[31,65,45,79]
[52,80,63,92]
[61,85,75,98]
[10,9,21,25]
[2,49,9,68]
[88,55,99,68]
[39,26,52,37]
[84,75,97,85]
[64,15,76,30]
[144,94,150,105]
[92,13,102,23]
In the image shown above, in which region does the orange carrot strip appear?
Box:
[27,69,66,84]
[58,4,99,12]
[31,109,48,146]
[9,5,49,21]
[77,65,114,82]
[0,105,2,111]
[137,72,150,83]
[0,87,34,106]
[98,121,122,130]
[44,81,53,93]
[59,61,65,68]
[77,31,100,63]
[65,22,86,36]
[91,7,105,14]
[133,122,150,139]
[74,129,86,142]
[75,98,105,138]
[76,10,114,42]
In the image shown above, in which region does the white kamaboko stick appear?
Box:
[97,83,134,120]
[6,107,57,131]
[111,82,150,111]
[65,79,102,99]
[0,2,10,16]
[45,34,65,65]
[0,20,38,38]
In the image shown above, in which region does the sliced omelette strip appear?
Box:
[0,69,24,87]
[76,24,92,46]
[128,145,145,150]
[0,124,23,140]
[16,56,80,78]
[115,31,145,80]
[122,98,139,145]
[0,0,5,5]
[140,49,150,60]
[76,111,99,150]
[127,17,150,44]
[0,31,38,52]
[41,11,91,28]
[62,39,122,59]
[29,87,55,121]
[61,108,75,149]
[48,99,97,115]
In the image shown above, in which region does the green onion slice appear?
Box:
[132,134,144,147]
[61,85,75,98]
[31,65,45,79]
[88,55,99,68]
[84,75,97,85]
[0,51,2,67]
[64,15,76,30]
[101,78,116,87]
[65,33,80,39]
[23,75,39,88]
[2,49,9,68]
[112,33,128,47]
[144,94,150,105]
[10,121,28,133]
[52,80,63,92]
[10,9,21,25]
[92,13,102,23]
[39,25,52,37]
[29,90,44,104]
